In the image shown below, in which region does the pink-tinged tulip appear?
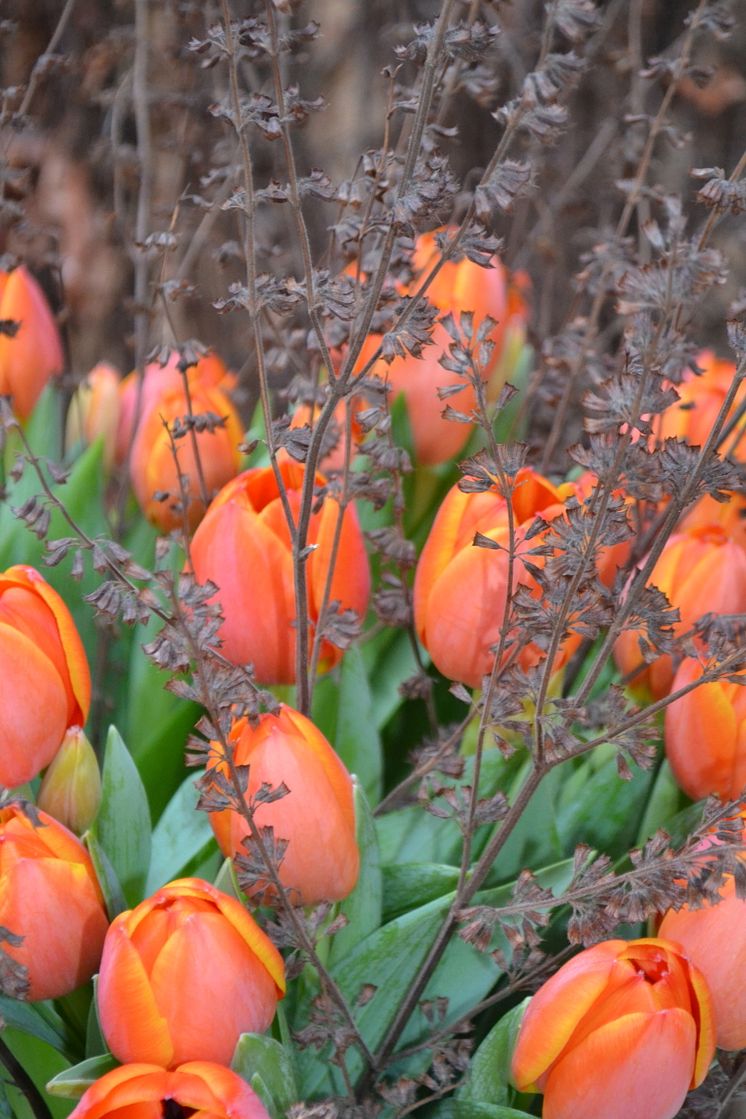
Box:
[654,350,746,460]
[414,467,579,688]
[511,937,715,1119]
[355,232,529,466]
[97,877,285,1068]
[665,658,746,801]
[68,1062,271,1119]
[660,877,746,1050]
[66,363,121,469]
[0,265,64,420]
[208,705,359,906]
[189,457,370,684]
[0,803,108,1000]
[614,526,746,699]
[129,375,243,532]
[0,565,91,787]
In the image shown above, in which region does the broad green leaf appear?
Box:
[636,759,684,845]
[46,1055,119,1100]
[494,764,563,882]
[85,978,108,1058]
[85,831,127,920]
[434,1103,536,1119]
[2,1027,73,1119]
[381,863,460,922]
[231,1034,297,1119]
[335,646,383,803]
[459,1000,530,1106]
[0,998,72,1057]
[364,628,420,731]
[90,726,151,905]
[329,780,382,965]
[145,770,215,893]
[555,743,655,857]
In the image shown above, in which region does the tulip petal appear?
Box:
[98,922,174,1067]
[0,622,68,787]
[542,1009,696,1119]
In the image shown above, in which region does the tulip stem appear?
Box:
[0,1038,53,1119]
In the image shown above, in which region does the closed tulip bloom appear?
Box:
[665,658,746,800]
[190,458,370,684]
[511,938,715,1119]
[37,726,102,834]
[208,705,359,906]
[129,376,243,532]
[414,467,577,688]
[65,363,121,469]
[660,877,746,1050]
[0,803,108,1000]
[0,265,64,420]
[68,1062,271,1119]
[614,526,746,699]
[97,877,285,1068]
[655,350,746,459]
[0,565,91,787]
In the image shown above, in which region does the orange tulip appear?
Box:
[654,350,746,460]
[0,802,108,1000]
[678,490,746,551]
[97,877,285,1068]
[511,937,715,1119]
[660,876,746,1051]
[0,565,91,787]
[357,231,529,465]
[414,467,577,688]
[614,525,746,699]
[665,658,746,801]
[66,363,122,469]
[0,265,64,420]
[189,457,370,684]
[68,1062,271,1119]
[208,705,359,906]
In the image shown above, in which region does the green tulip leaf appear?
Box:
[381,863,460,922]
[46,1054,119,1100]
[458,1000,530,1106]
[335,646,383,804]
[0,999,72,1057]
[145,770,215,893]
[85,831,127,920]
[232,1034,298,1119]
[433,1103,536,1119]
[90,726,151,906]
[328,779,382,965]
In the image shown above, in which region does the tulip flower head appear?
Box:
[660,875,746,1051]
[0,265,64,420]
[0,565,91,787]
[614,525,746,699]
[665,658,746,801]
[68,1062,272,1119]
[208,705,359,906]
[97,877,285,1068]
[511,937,715,1119]
[0,802,108,1000]
[189,457,370,684]
[655,350,746,460]
[414,467,577,688]
[65,363,122,469]
[37,725,102,834]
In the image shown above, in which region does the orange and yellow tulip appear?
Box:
[654,350,746,459]
[0,265,64,420]
[511,937,715,1119]
[665,658,746,801]
[660,876,746,1051]
[614,525,746,699]
[189,457,370,684]
[66,363,122,469]
[68,1062,271,1119]
[208,705,359,906]
[0,802,108,1000]
[97,877,285,1068]
[0,565,91,787]
[414,467,577,688]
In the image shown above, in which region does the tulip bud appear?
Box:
[208,705,359,906]
[190,457,370,684]
[65,363,121,469]
[414,467,578,688]
[69,1062,271,1119]
[660,876,746,1051]
[511,937,715,1119]
[0,265,64,420]
[97,877,285,1068]
[37,726,101,834]
[0,802,108,1000]
[614,526,746,699]
[0,565,91,787]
